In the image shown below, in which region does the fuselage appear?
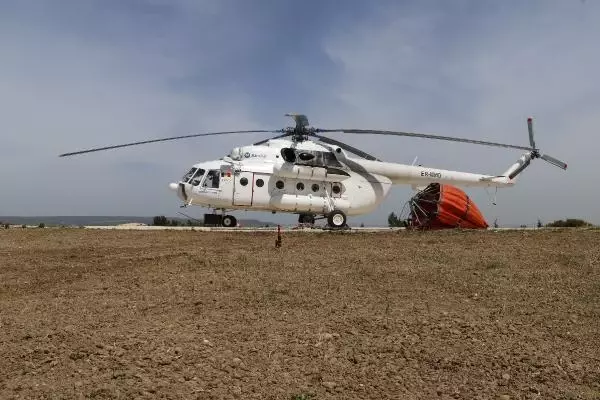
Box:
[169,138,516,217]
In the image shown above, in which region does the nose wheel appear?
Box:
[327,210,347,229]
[222,215,237,228]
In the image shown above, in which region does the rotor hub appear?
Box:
[284,114,317,142]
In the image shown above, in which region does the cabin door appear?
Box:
[233,171,254,206]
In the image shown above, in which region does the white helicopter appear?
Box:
[60,113,567,228]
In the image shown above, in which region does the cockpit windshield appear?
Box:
[182,167,206,186]
[182,168,197,182]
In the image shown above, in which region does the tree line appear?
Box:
[152,216,203,226]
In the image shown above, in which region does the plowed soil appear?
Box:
[1,229,599,399]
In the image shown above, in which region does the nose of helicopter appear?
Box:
[169,181,189,201]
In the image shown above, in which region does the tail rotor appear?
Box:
[527,117,568,170]
[503,117,567,180]
[527,117,536,149]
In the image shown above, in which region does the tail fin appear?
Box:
[502,152,535,181]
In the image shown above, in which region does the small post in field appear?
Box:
[275,225,282,248]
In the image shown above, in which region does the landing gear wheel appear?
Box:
[327,210,347,229]
[298,213,315,224]
[222,215,237,228]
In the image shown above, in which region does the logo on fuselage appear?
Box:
[244,152,267,158]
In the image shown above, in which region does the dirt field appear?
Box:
[0,229,599,399]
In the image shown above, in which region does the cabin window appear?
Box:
[332,184,341,194]
[256,178,264,187]
[312,184,319,192]
[240,177,248,186]
[296,182,304,191]
[276,180,284,189]
[203,170,220,189]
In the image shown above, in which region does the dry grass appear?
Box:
[0,229,599,399]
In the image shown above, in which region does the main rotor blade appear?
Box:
[59,130,281,157]
[314,135,381,161]
[252,132,292,146]
[317,128,534,152]
[540,153,567,170]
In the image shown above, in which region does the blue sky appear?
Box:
[1,0,598,226]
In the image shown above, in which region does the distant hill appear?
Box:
[0,216,275,227]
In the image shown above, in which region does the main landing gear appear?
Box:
[298,210,347,229]
[327,209,347,229]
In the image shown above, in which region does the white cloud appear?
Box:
[0,5,264,216]
[1,1,598,226]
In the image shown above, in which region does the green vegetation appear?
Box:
[152,215,203,227]
[387,212,404,227]
[546,219,592,228]
[152,215,168,226]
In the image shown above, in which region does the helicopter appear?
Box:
[59,113,567,228]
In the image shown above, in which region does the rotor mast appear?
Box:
[284,113,314,142]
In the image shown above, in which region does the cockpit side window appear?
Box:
[190,169,205,186]
[202,169,220,189]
